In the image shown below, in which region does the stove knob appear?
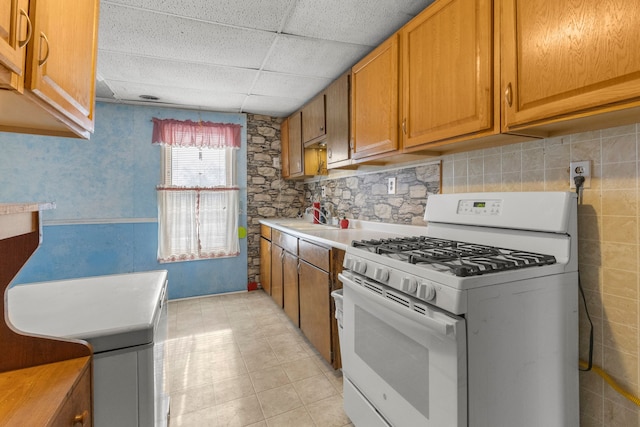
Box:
[373,268,389,282]
[401,277,417,294]
[353,260,367,275]
[418,282,436,301]
[343,257,353,270]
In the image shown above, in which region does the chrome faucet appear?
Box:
[305,205,331,224]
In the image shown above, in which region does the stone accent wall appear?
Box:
[305,163,440,226]
[245,113,441,283]
[246,114,305,283]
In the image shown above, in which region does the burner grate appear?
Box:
[352,236,556,277]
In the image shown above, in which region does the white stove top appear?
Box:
[342,192,579,314]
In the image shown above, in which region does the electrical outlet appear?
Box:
[321,186,326,198]
[569,160,591,189]
[388,177,396,194]
[273,157,281,168]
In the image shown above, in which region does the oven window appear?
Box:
[354,305,430,419]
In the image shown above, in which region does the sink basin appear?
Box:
[273,220,338,231]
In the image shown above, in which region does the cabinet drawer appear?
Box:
[299,239,330,271]
[273,229,297,254]
[53,360,92,427]
[260,224,272,240]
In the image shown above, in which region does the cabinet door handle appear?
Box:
[327,148,332,159]
[320,126,324,132]
[402,118,407,135]
[505,82,513,107]
[297,261,301,273]
[73,410,89,426]
[18,9,32,48]
[38,32,50,66]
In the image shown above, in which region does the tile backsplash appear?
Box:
[441,123,640,427]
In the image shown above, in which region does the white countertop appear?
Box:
[260,218,428,250]
[8,270,168,353]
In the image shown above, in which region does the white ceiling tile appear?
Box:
[104,0,296,31]
[98,51,258,94]
[262,35,370,78]
[283,0,435,45]
[242,95,303,117]
[99,3,276,69]
[252,72,331,100]
[108,82,247,112]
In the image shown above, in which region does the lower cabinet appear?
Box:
[299,259,331,363]
[260,225,344,369]
[283,250,299,327]
[260,236,271,296]
[270,244,284,308]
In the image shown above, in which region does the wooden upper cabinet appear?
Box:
[280,118,290,179]
[0,0,99,139]
[26,0,99,133]
[401,0,495,150]
[0,0,30,90]
[351,33,400,161]
[287,111,304,177]
[501,0,640,134]
[325,71,351,168]
[302,94,326,144]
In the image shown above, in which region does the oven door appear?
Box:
[339,272,467,427]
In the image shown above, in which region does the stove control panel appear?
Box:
[457,199,502,216]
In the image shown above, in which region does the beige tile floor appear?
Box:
[167,289,353,427]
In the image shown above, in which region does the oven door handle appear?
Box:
[340,273,458,338]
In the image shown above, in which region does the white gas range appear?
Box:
[338,192,579,427]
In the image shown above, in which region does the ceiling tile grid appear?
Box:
[96,0,435,117]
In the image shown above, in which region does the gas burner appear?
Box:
[351,236,556,277]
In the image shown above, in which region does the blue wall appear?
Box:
[0,103,248,299]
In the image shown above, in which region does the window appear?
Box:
[152,118,241,262]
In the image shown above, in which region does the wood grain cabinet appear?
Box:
[285,110,326,179]
[298,239,331,364]
[351,33,400,161]
[259,225,344,369]
[0,0,99,139]
[259,225,272,295]
[280,118,290,179]
[325,71,352,168]
[301,94,326,144]
[271,230,299,326]
[501,0,640,135]
[0,0,30,91]
[401,0,496,150]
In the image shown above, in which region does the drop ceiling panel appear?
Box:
[99,3,276,69]
[242,95,305,118]
[252,72,331,100]
[103,0,296,31]
[263,34,370,78]
[109,82,247,112]
[284,0,435,46]
[98,51,258,94]
[95,0,436,116]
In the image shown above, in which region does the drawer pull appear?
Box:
[73,410,89,426]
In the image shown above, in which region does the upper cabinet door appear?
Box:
[302,94,326,144]
[0,0,30,90]
[401,0,494,149]
[351,33,400,161]
[326,71,350,167]
[25,0,99,133]
[502,0,640,132]
[288,111,304,177]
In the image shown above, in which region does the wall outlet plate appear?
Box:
[388,177,396,194]
[569,160,591,189]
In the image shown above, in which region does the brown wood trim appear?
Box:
[0,231,91,373]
